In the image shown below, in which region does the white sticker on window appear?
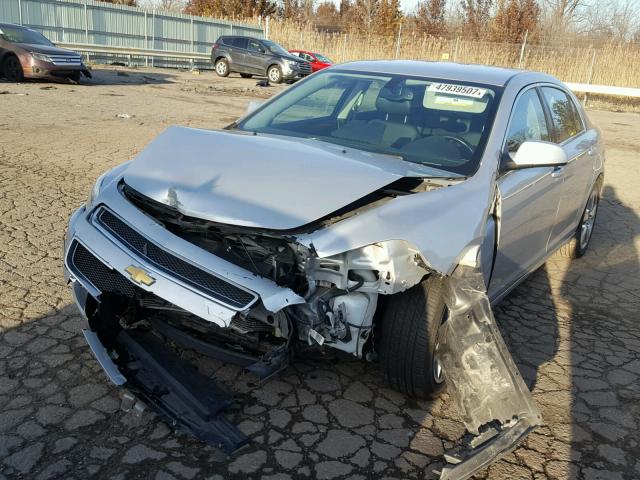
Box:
[428,83,488,99]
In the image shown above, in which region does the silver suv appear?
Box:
[211,35,311,83]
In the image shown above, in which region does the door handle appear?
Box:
[551,166,564,178]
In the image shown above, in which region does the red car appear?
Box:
[288,50,333,72]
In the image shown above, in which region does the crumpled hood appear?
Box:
[123,126,446,230]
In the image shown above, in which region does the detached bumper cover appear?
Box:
[436,261,542,480]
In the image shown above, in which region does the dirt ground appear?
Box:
[0,66,639,480]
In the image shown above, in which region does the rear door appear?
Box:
[229,37,248,71]
[245,39,268,74]
[540,86,597,250]
[489,87,563,299]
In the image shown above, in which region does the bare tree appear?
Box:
[491,0,540,42]
[459,0,493,38]
[350,0,380,32]
[101,0,137,5]
[580,0,640,42]
[138,0,186,11]
[414,0,447,36]
[542,0,589,34]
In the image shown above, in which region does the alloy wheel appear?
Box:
[579,190,598,250]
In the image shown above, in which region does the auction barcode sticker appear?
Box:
[428,83,488,99]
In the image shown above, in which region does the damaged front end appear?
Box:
[63,181,431,454]
[64,126,542,474]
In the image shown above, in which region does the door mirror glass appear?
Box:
[505,141,568,170]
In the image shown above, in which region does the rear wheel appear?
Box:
[215,58,229,77]
[380,275,447,399]
[240,73,253,79]
[267,65,283,84]
[557,180,601,259]
[3,56,24,82]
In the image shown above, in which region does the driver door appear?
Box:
[488,87,564,300]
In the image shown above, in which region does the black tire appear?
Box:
[557,179,601,259]
[3,55,24,82]
[240,73,253,79]
[267,65,283,84]
[380,275,447,399]
[215,58,229,77]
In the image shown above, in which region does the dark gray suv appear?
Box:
[211,36,312,83]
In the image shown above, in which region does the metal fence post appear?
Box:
[151,9,155,67]
[453,36,460,62]
[265,16,269,39]
[584,48,597,105]
[190,18,194,52]
[395,22,402,59]
[17,0,23,25]
[84,0,89,44]
[342,33,347,63]
[144,10,148,66]
[518,30,528,68]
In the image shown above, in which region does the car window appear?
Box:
[248,40,264,53]
[303,53,314,62]
[238,71,501,176]
[540,87,584,143]
[0,25,53,46]
[272,85,347,124]
[505,89,550,154]
[232,38,247,49]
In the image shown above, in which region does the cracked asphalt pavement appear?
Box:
[0,67,639,480]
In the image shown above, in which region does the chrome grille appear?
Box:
[93,208,257,310]
[48,55,83,66]
[68,241,136,296]
[299,62,312,74]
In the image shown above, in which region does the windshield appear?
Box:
[262,40,290,56]
[237,70,500,176]
[314,53,332,63]
[0,25,53,46]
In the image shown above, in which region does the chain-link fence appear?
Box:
[267,20,640,88]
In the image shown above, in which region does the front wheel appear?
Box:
[267,65,283,84]
[379,275,447,399]
[557,181,601,259]
[215,58,229,77]
[3,56,24,82]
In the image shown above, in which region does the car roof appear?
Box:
[0,22,27,29]
[336,60,557,87]
[220,35,262,41]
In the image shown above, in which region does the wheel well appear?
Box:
[594,172,605,195]
[1,52,18,66]
[214,56,227,65]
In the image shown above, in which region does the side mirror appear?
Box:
[246,100,263,115]
[504,141,568,170]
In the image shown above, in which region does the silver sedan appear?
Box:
[63,61,604,479]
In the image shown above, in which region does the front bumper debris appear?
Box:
[435,260,542,480]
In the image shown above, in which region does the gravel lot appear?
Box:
[0,67,639,480]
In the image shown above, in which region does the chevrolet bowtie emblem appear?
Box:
[125,265,156,286]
